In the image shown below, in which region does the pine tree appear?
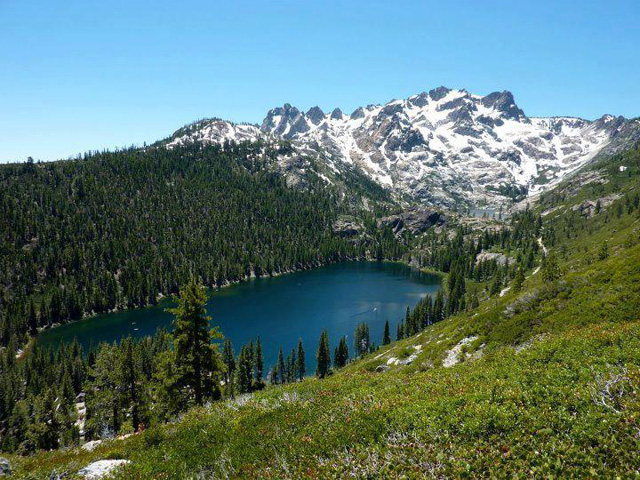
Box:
[405,306,412,335]
[512,267,525,293]
[433,290,444,323]
[354,323,371,357]
[254,337,264,388]
[222,338,235,386]
[168,280,223,405]
[27,300,38,336]
[236,345,254,393]
[542,252,560,283]
[288,348,297,383]
[296,339,305,381]
[334,336,349,368]
[86,343,122,437]
[28,388,60,450]
[490,270,502,296]
[120,337,142,430]
[382,320,391,345]
[277,347,285,384]
[316,330,331,379]
[396,321,404,341]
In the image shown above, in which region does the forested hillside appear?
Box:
[0,142,403,351]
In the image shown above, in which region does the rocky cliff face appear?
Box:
[162,87,640,210]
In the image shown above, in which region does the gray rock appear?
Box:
[481,91,526,121]
[350,107,365,119]
[378,207,445,235]
[409,92,430,108]
[375,364,390,372]
[476,115,504,128]
[330,108,343,120]
[78,460,130,479]
[428,86,451,101]
[381,103,403,116]
[476,251,512,266]
[333,217,364,237]
[571,194,622,217]
[306,106,325,125]
[0,457,10,476]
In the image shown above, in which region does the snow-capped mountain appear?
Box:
[166,118,263,147]
[164,87,639,209]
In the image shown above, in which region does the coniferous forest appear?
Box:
[0,142,404,351]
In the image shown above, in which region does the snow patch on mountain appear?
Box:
[161,88,638,209]
[260,87,629,208]
[166,119,264,148]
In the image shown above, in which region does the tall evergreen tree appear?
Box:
[254,337,264,387]
[316,330,331,379]
[433,290,444,323]
[542,252,560,284]
[222,338,235,386]
[334,336,349,368]
[277,347,286,384]
[236,345,254,393]
[296,338,305,381]
[396,321,404,341]
[27,300,38,336]
[120,337,141,430]
[168,280,223,405]
[354,322,371,357]
[512,267,525,293]
[382,320,391,345]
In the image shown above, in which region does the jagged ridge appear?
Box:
[164,87,640,209]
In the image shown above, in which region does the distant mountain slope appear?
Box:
[163,87,640,210]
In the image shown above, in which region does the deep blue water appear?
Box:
[38,262,440,372]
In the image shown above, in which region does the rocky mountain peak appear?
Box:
[330,108,344,120]
[163,86,637,210]
[306,106,325,125]
[262,104,308,137]
[428,86,452,101]
[481,91,527,121]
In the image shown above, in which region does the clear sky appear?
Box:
[1,0,638,162]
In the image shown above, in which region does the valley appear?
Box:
[4,139,639,479]
[0,89,638,478]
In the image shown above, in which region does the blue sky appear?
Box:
[1,0,638,162]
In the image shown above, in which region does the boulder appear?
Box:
[0,457,10,476]
[78,460,130,479]
[81,439,103,451]
[476,251,513,266]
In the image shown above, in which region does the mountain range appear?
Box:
[162,87,640,210]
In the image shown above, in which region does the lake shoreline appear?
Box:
[34,258,443,352]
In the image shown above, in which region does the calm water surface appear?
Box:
[38,262,440,372]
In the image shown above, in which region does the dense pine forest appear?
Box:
[0,142,404,351]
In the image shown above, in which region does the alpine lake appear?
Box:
[38,262,441,372]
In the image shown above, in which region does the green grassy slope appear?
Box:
[9,148,640,479]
